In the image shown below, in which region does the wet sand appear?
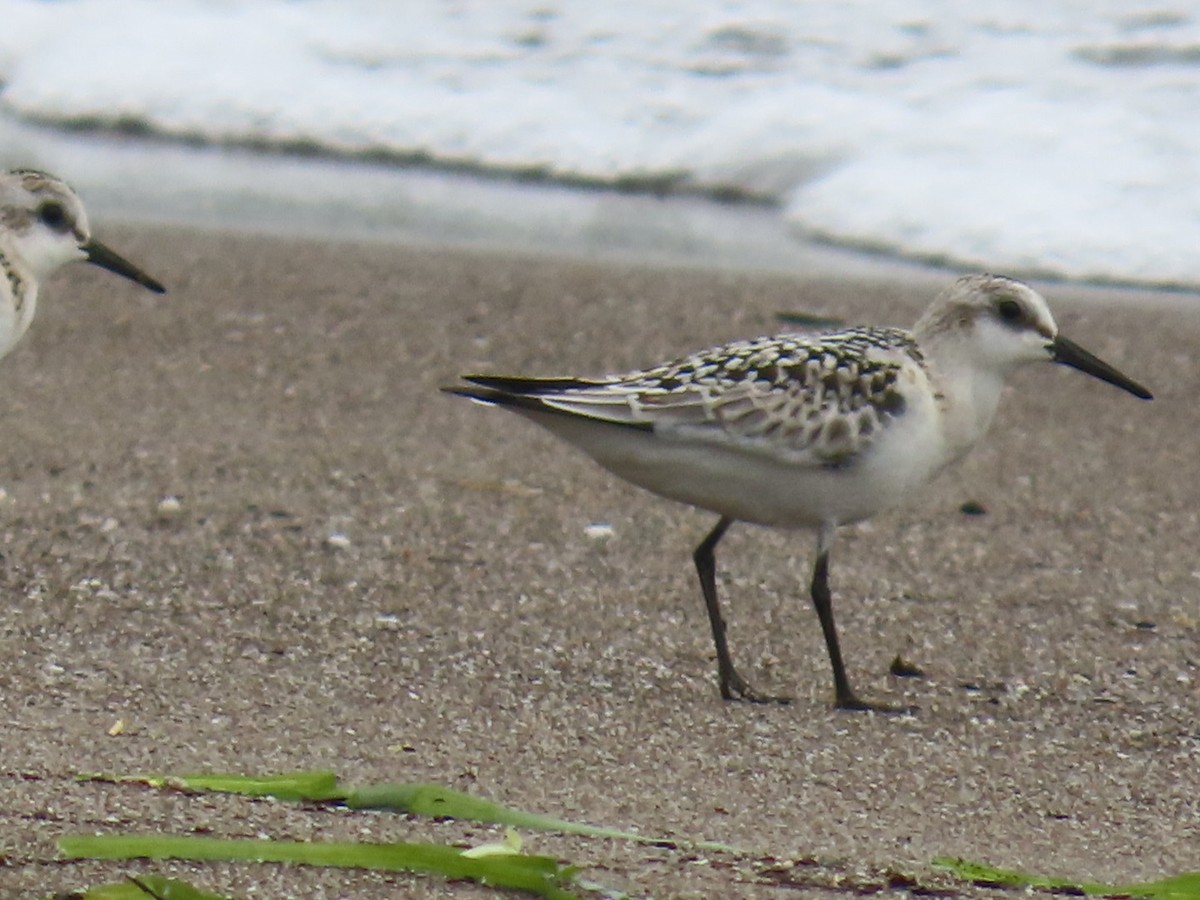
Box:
[1,224,1198,897]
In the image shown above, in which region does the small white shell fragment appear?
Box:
[325,532,352,549]
[157,495,182,516]
[584,522,614,539]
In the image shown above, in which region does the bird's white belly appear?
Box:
[527,403,948,529]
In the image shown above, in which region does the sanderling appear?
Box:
[445,275,1151,710]
[0,169,165,360]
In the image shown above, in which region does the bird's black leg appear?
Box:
[809,546,869,710]
[693,517,790,704]
[810,529,910,713]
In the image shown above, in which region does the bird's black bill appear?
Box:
[83,239,166,294]
[1051,335,1152,400]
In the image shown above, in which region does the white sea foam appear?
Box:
[1,1,1197,287]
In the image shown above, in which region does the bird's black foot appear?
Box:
[720,669,792,705]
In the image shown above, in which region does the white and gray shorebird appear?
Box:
[0,168,164,360]
[446,275,1152,710]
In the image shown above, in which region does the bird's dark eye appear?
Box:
[996,298,1022,323]
[38,200,68,230]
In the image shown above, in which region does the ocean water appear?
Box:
[1,0,1198,289]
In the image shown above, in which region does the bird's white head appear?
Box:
[915,274,1151,399]
[915,274,1057,369]
[0,169,164,292]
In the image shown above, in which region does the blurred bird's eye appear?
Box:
[996,298,1022,323]
[38,200,68,230]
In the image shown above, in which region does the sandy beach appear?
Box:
[1,223,1197,897]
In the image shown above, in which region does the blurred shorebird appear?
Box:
[0,168,164,360]
[446,275,1152,710]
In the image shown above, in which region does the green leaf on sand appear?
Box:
[78,770,344,803]
[80,769,739,853]
[347,781,736,851]
[59,835,580,900]
[934,857,1200,899]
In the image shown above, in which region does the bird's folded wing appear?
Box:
[539,378,884,468]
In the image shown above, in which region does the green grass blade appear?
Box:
[1126,875,1200,899]
[60,834,579,900]
[348,782,639,837]
[82,769,742,854]
[78,770,345,803]
[933,857,1200,899]
[346,781,740,853]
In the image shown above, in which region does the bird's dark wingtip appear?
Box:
[442,383,504,402]
[461,373,607,394]
[442,382,553,415]
[440,384,482,399]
